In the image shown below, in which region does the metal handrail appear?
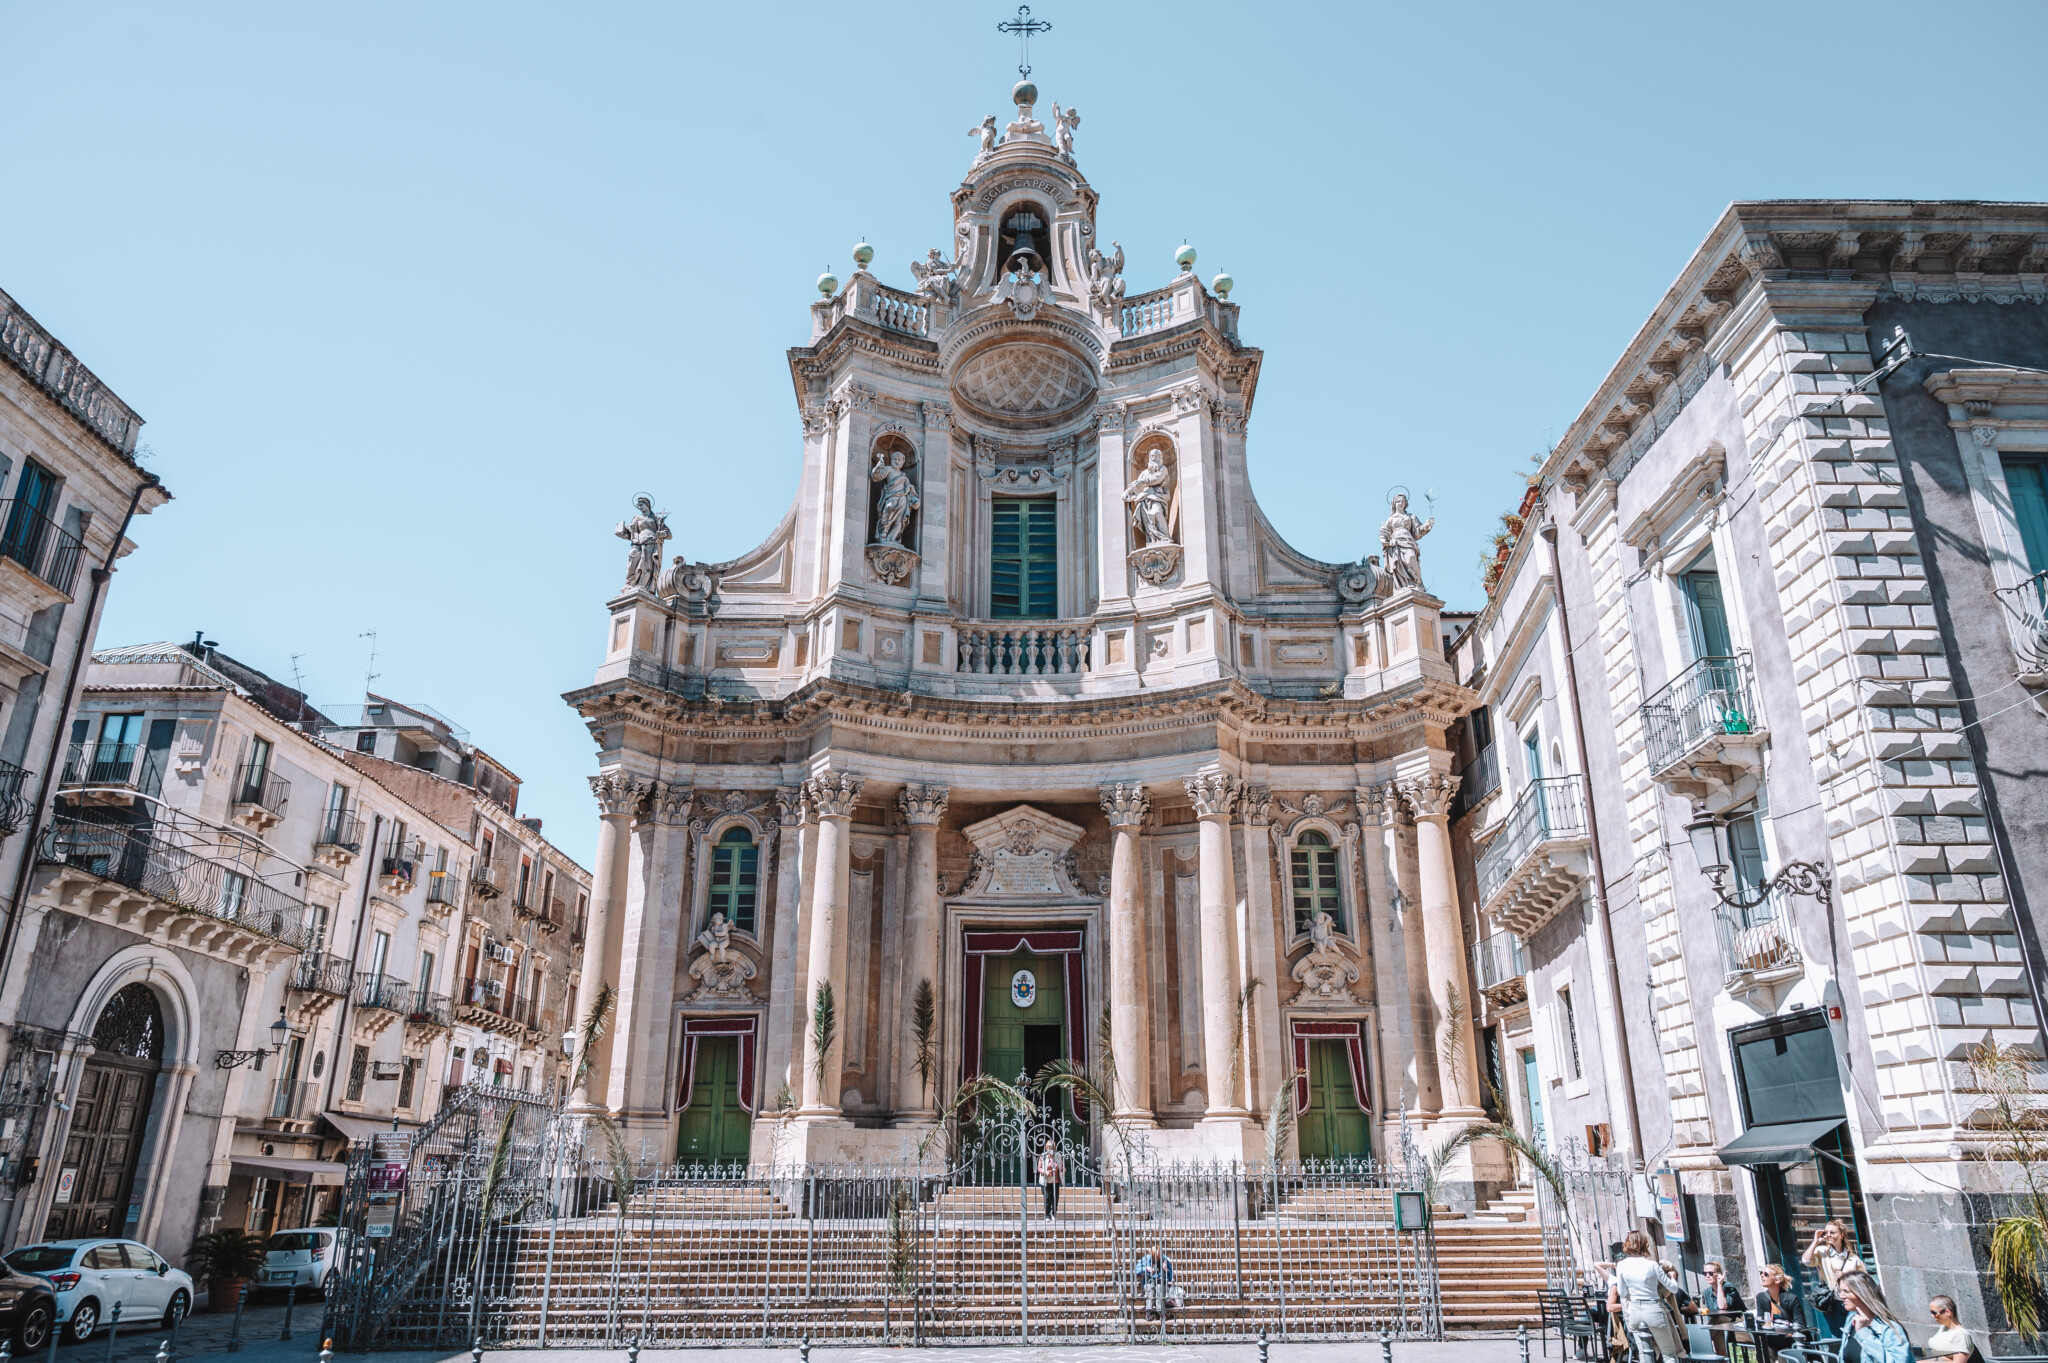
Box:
[1471,930,1528,993]
[1641,653,1758,774]
[1451,745,1501,821]
[290,950,355,996]
[356,971,411,1013]
[0,496,86,595]
[233,762,290,815]
[39,813,312,950]
[59,740,164,793]
[1716,883,1802,982]
[1995,568,2048,674]
[0,758,33,834]
[1475,775,1590,905]
[381,834,425,883]
[425,870,459,906]
[405,992,452,1029]
[317,808,363,851]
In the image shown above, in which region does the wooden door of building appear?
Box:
[979,949,1066,1085]
[675,1037,750,1167]
[48,983,164,1239]
[1296,1039,1369,1161]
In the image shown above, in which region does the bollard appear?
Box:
[280,1283,297,1342]
[1519,1322,1530,1363]
[800,1338,811,1363]
[44,1295,58,1363]
[471,1336,484,1363]
[105,1302,122,1363]
[225,1284,247,1354]
[1381,1325,1393,1363]
[1258,1329,1269,1363]
[320,1339,336,1363]
[155,1341,169,1363]
[627,1338,641,1363]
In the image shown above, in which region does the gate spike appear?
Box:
[471,1335,484,1363]
[1382,1326,1394,1363]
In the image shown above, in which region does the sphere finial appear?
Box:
[1012,79,1038,111]
[817,269,839,298]
[1174,243,1197,273]
[852,240,874,271]
[1210,270,1233,298]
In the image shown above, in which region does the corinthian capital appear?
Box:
[1243,786,1275,827]
[649,781,694,826]
[1357,784,1405,827]
[1396,772,1461,820]
[804,771,864,821]
[1184,772,1243,820]
[590,771,648,819]
[898,783,949,826]
[776,786,809,827]
[1099,783,1150,829]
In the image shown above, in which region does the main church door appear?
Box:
[675,1037,751,1167]
[49,983,164,1239]
[1296,1039,1370,1162]
[979,948,1067,1086]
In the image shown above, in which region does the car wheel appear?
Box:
[161,1290,189,1329]
[16,1301,52,1352]
[66,1299,98,1344]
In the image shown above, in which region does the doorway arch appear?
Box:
[48,984,164,1238]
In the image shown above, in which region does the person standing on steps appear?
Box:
[1036,1137,1063,1219]
[1802,1219,1865,1339]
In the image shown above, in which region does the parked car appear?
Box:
[0,1262,56,1349]
[1,1239,192,1342]
[261,1228,345,1295]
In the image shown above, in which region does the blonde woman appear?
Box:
[1801,1219,1865,1338]
[1837,1270,1909,1363]
[1605,1230,1679,1362]
[1753,1264,1796,1326]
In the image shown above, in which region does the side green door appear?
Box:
[675,1036,751,1167]
[979,949,1065,1083]
[1296,1040,1370,1161]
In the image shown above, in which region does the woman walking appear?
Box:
[1837,1270,1910,1363]
[1605,1230,1680,1362]
[1036,1137,1063,1219]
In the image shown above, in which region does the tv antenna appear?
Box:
[289,653,308,723]
[358,630,380,695]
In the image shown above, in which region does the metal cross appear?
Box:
[997,5,1051,77]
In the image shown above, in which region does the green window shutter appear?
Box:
[1290,830,1343,935]
[708,826,759,934]
[2004,458,2048,578]
[991,497,1058,618]
[1681,571,1733,658]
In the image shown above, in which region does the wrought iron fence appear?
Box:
[234,762,291,815]
[1715,883,1803,984]
[357,971,412,1014]
[1641,653,1758,774]
[1533,1138,1638,1292]
[322,1088,1439,1351]
[291,950,355,997]
[40,812,313,949]
[59,739,163,793]
[0,757,32,835]
[1474,775,1589,906]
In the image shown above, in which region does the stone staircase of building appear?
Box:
[1431,1187,1546,1330]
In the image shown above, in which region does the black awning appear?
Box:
[1718,1118,1845,1168]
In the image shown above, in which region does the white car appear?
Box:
[261,1228,344,1295]
[2,1239,193,1343]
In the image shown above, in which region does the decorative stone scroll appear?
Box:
[958,804,1089,897]
[1290,910,1362,1005]
[686,911,760,1004]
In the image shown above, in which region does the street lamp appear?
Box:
[216,1005,292,1071]
[1682,806,1834,914]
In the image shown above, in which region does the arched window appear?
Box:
[1289,830,1342,937]
[708,826,759,934]
[91,982,164,1061]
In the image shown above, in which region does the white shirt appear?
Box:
[1614,1257,1676,1307]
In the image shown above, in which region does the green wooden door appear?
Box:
[675,1037,751,1167]
[2006,458,2048,578]
[1296,1040,1370,1162]
[1682,571,1733,658]
[980,950,1066,1083]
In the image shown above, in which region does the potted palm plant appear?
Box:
[185,1229,270,1312]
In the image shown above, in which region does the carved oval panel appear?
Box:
[951,342,1096,423]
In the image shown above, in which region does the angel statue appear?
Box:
[1087,240,1126,310]
[615,495,670,592]
[1052,101,1080,160]
[1379,491,1435,591]
[1124,449,1175,547]
[870,448,921,546]
[697,912,735,963]
[969,115,999,159]
[909,247,958,303]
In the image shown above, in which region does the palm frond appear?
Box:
[810,982,838,1091]
[1994,1215,2048,1338]
[1437,980,1467,1104]
[911,978,938,1107]
[573,981,617,1091]
[886,1181,916,1294]
[1265,1068,1306,1164]
[1229,978,1265,1111]
[590,1112,635,1215]
[1037,1058,1115,1122]
[471,1106,518,1281]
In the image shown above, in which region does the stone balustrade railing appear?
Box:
[956,621,1092,677]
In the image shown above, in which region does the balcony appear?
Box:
[354,971,410,1041]
[542,895,568,934]
[1451,744,1502,823]
[285,950,353,1026]
[469,856,507,900]
[1995,569,2048,684]
[0,497,86,602]
[405,991,452,1034]
[425,870,460,917]
[380,834,424,894]
[37,813,312,966]
[956,621,1092,677]
[313,808,362,872]
[0,758,32,835]
[1641,654,1767,799]
[59,741,164,805]
[459,975,522,1036]
[231,762,290,834]
[1716,885,1804,996]
[1471,930,1529,1010]
[1474,775,1593,938]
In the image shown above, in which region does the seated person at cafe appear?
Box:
[1753,1264,1797,1327]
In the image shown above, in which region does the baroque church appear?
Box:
[566,81,1488,1172]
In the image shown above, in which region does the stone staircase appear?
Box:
[1432,1188,1546,1330]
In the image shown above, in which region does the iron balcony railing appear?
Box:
[356,971,411,1013]
[1995,568,2048,675]
[1641,653,1758,775]
[956,620,1093,676]
[382,834,425,883]
[462,975,507,1013]
[0,497,86,595]
[39,813,313,950]
[425,870,459,907]
[1716,883,1802,984]
[1474,775,1591,907]
[317,807,363,852]
[1451,744,1501,821]
[0,758,32,835]
[290,950,354,996]
[1471,930,1528,995]
[233,762,290,816]
[406,991,452,1030]
[59,740,164,794]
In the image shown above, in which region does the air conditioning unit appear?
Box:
[482,979,504,998]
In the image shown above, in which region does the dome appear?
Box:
[1174,243,1197,272]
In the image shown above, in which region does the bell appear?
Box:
[1006,210,1044,265]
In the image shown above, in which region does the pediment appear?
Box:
[958,804,1089,898]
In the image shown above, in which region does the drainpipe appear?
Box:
[324,814,385,1113]
[0,472,158,1006]
[1541,519,1646,1159]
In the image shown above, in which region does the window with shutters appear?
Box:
[1288,830,1343,936]
[991,496,1057,618]
[708,826,760,934]
[346,1043,370,1101]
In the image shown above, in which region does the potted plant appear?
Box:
[185,1229,270,1312]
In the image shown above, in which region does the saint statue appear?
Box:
[1087,240,1126,310]
[697,912,734,962]
[870,449,921,546]
[615,495,670,592]
[969,115,999,159]
[1124,450,1175,547]
[1379,492,1434,592]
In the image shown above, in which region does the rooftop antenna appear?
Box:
[359,630,380,697]
[997,4,1050,77]
[289,653,307,724]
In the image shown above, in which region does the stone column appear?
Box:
[570,771,644,1114]
[759,787,809,1116]
[1239,787,1281,1117]
[1401,771,1484,1119]
[610,781,691,1137]
[1365,782,1439,1117]
[798,771,862,1116]
[1185,773,1250,1120]
[1100,783,1154,1125]
[894,783,948,1123]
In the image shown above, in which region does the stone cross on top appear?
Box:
[997,5,1050,77]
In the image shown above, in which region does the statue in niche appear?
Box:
[970,115,999,159]
[688,911,758,1002]
[697,911,736,961]
[909,248,958,303]
[1052,102,1080,160]
[1087,241,1126,310]
[870,448,921,546]
[1124,449,1176,547]
[1378,491,1434,592]
[1291,909,1361,1004]
[615,495,670,592]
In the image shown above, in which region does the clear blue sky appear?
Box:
[3,2,2042,866]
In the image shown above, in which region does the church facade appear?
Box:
[566,83,1492,1175]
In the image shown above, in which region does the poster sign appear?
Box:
[1655,1169,1687,1242]
[364,1203,396,1239]
[368,1132,409,1193]
[52,1167,76,1205]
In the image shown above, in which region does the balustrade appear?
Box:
[1119,288,1177,337]
[871,286,929,336]
[955,622,1092,676]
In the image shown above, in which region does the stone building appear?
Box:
[1449,200,2048,1345]
[567,83,1501,1189]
